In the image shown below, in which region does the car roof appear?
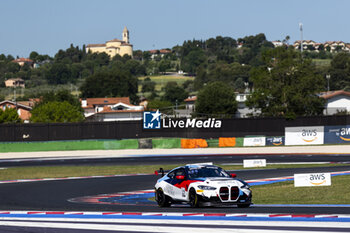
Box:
[168,163,219,173]
[186,163,218,169]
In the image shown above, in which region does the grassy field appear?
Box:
[253,175,350,204]
[0,163,347,181]
[138,75,195,92]
[312,59,331,67]
[149,175,350,205]
[2,163,349,204]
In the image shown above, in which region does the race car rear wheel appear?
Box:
[189,188,200,208]
[155,188,171,207]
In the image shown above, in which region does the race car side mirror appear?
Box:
[176,175,185,180]
[230,173,237,178]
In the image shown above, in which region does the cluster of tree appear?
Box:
[195,81,237,117]
[30,90,84,123]
[329,53,350,90]
[0,44,147,88]
[0,108,21,123]
[1,32,350,123]
[80,67,138,103]
[246,47,326,119]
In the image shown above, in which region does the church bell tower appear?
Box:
[123,26,129,44]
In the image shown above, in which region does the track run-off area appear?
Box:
[1,145,350,232]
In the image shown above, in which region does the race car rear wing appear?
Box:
[154,168,167,176]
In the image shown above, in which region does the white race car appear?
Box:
[154,163,252,207]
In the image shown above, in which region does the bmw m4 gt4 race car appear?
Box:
[154,163,252,208]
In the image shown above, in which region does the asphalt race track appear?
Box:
[1,152,350,167]
[1,154,350,215]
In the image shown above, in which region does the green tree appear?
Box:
[329,53,350,90]
[124,59,146,76]
[181,49,207,75]
[147,99,173,115]
[30,101,84,123]
[36,90,82,109]
[29,51,39,61]
[162,82,188,104]
[194,66,208,90]
[0,108,21,123]
[208,62,250,90]
[195,81,237,117]
[80,69,138,102]
[158,59,171,73]
[182,79,194,92]
[47,63,72,84]
[147,99,172,110]
[6,62,20,73]
[141,77,156,93]
[246,47,325,118]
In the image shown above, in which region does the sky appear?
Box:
[1,0,350,57]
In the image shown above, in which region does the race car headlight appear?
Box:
[237,179,250,189]
[198,185,216,190]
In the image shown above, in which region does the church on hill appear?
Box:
[86,26,133,58]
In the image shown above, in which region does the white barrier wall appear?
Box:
[243,137,266,147]
[243,159,267,168]
[285,126,324,145]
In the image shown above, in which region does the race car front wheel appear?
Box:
[189,188,200,208]
[155,188,171,207]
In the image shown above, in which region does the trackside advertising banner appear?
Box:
[243,137,266,147]
[266,136,284,146]
[294,173,331,187]
[285,126,324,146]
[324,125,350,144]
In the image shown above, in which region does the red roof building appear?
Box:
[80,97,144,121]
[319,90,350,115]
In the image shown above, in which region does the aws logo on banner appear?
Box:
[309,174,326,186]
[339,128,350,142]
[301,129,318,143]
[271,137,283,146]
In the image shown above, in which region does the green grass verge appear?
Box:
[2,163,349,204]
[0,139,138,153]
[0,163,347,181]
[253,175,350,204]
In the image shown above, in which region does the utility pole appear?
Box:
[299,23,303,54]
[326,74,331,92]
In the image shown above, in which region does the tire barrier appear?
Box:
[0,139,139,152]
[218,137,236,147]
[138,138,153,149]
[152,138,181,149]
[180,139,208,149]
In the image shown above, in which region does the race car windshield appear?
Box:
[188,167,230,178]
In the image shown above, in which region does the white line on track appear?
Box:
[222,162,334,165]
[0,218,350,233]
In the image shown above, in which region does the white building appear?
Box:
[81,97,144,121]
[319,90,350,115]
[272,41,284,47]
[235,93,259,118]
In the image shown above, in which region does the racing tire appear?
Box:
[155,188,171,207]
[237,203,251,208]
[189,188,201,208]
